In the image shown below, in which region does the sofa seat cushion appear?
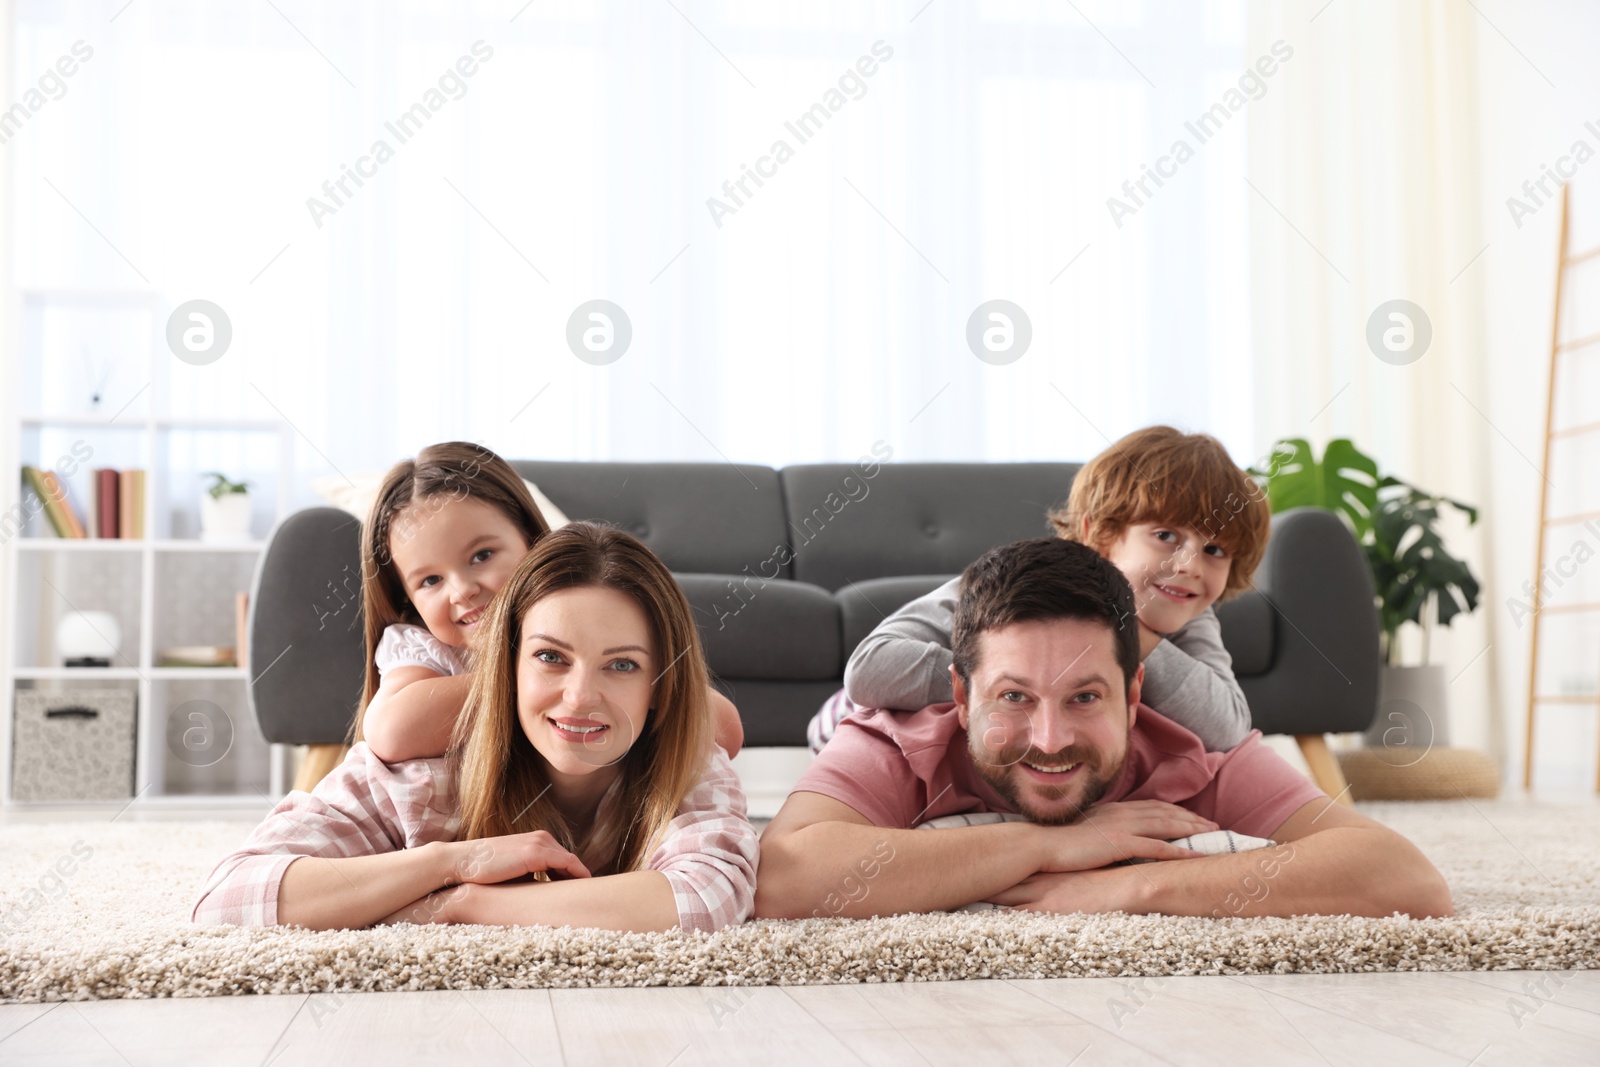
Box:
[674,574,841,680]
[836,575,954,663]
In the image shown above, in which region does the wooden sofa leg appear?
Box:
[293,744,348,794]
[1295,734,1354,806]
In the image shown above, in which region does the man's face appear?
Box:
[954,617,1141,825]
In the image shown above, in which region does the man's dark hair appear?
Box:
[950,537,1140,690]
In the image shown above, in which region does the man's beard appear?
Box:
[965,708,1124,825]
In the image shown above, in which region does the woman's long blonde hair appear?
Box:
[352,442,550,743]
[448,521,713,876]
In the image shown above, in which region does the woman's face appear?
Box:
[516,585,657,781]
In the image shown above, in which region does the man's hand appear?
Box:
[1080,800,1217,841]
[986,867,1144,914]
[1029,819,1202,874]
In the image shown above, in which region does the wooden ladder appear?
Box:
[1523,183,1600,791]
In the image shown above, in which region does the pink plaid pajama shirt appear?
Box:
[192,742,758,933]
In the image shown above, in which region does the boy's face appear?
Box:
[1102,522,1231,634]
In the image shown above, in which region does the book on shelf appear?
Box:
[18,465,145,538]
[119,469,147,538]
[235,591,250,671]
[95,468,120,539]
[20,466,82,537]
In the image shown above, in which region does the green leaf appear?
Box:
[1251,437,1379,539]
[1254,438,1482,658]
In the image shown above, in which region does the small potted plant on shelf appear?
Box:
[200,471,254,543]
[1250,438,1481,749]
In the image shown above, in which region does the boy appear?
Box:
[807,425,1270,753]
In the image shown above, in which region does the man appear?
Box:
[755,538,1451,920]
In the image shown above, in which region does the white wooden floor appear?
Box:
[1,970,1596,1066]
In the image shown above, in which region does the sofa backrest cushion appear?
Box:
[779,462,1080,592]
[513,461,791,578]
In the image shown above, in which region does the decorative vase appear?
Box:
[1366,664,1450,762]
[200,492,252,543]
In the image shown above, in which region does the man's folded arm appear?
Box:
[754,791,1047,919]
[1107,798,1453,919]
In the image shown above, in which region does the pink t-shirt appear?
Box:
[794,702,1324,840]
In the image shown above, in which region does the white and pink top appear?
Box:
[192,742,758,933]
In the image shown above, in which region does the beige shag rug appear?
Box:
[2,800,1596,1001]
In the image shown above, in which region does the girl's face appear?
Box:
[1103,522,1232,634]
[388,496,530,648]
[516,585,657,788]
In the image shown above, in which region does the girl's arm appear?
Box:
[1137,607,1252,751]
[842,576,961,710]
[362,669,474,762]
[709,686,744,758]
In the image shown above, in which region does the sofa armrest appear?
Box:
[248,507,367,746]
[1235,507,1380,737]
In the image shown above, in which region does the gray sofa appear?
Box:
[248,460,1380,749]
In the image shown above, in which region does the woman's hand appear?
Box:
[380,883,469,925]
[446,831,592,886]
[381,833,591,927]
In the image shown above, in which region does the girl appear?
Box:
[193,522,757,932]
[807,426,1271,754]
[350,441,744,767]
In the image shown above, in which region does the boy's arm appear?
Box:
[1138,608,1251,750]
[842,577,961,711]
[362,669,474,762]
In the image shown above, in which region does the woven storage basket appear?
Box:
[1337,747,1500,801]
[12,687,136,801]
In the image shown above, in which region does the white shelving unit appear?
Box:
[4,289,299,807]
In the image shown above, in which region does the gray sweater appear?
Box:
[841,576,1251,752]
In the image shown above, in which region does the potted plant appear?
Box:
[1251,439,1480,751]
[200,471,254,543]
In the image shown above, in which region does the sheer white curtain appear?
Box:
[14,0,1254,482]
[1245,1,1500,765]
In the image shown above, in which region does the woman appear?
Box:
[193,522,756,933]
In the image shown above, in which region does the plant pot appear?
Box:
[200,492,252,543]
[1365,664,1450,761]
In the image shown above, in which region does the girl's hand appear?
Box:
[447,831,592,887]
[709,687,745,758]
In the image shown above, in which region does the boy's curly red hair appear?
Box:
[1047,426,1270,601]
